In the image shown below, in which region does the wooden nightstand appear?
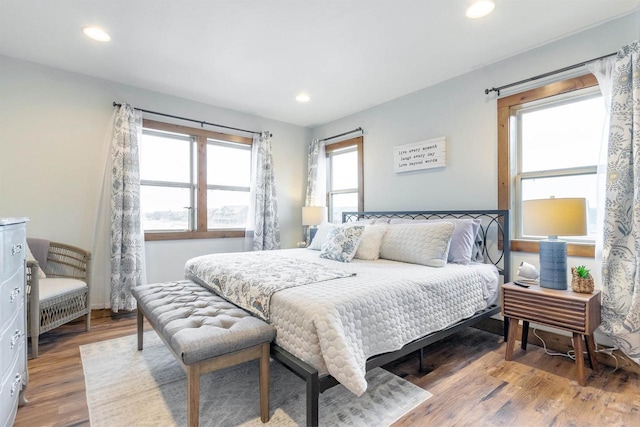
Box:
[501,282,601,386]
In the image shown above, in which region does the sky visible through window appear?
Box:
[140,131,251,231]
[519,94,604,239]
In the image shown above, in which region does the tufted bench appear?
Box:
[131,280,276,427]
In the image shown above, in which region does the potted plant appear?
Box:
[571,265,594,293]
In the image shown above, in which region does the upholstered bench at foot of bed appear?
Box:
[131,280,276,427]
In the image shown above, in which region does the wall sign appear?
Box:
[394,137,446,173]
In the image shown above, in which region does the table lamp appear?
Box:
[302,206,326,243]
[522,197,587,290]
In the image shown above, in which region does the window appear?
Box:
[140,119,252,240]
[498,74,602,257]
[325,136,364,223]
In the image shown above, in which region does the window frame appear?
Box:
[142,119,253,241]
[325,136,364,223]
[497,73,598,258]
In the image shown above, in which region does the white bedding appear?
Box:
[187,248,499,396]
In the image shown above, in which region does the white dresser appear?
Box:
[0,218,28,427]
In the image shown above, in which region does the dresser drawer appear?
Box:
[0,269,24,331]
[0,346,25,427]
[0,306,25,380]
[0,224,26,282]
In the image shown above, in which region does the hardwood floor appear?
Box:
[15,312,640,426]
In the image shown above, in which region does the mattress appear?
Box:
[187,248,499,396]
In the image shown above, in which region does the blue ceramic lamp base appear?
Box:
[539,239,568,290]
[309,226,318,243]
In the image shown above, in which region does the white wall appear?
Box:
[310,12,639,289]
[0,56,308,307]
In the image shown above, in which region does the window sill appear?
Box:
[511,239,594,258]
[144,230,245,241]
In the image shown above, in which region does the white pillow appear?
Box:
[307,223,334,250]
[320,226,365,262]
[355,225,388,260]
[26,245,46,279]
[389,218,481,265]
[379,222,455,267]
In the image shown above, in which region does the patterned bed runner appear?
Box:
[185,252,354,320]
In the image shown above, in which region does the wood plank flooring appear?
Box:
[15,311,640,426]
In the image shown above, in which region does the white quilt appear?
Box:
[187,248,499,396]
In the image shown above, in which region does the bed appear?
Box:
[185,210,510,426]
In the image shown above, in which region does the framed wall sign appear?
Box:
[394,136,446,173]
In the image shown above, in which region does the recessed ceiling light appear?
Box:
[466,0,495,19]
[296,93,311,103]
[83,26,111,42]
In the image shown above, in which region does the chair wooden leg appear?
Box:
[259,343,270,423]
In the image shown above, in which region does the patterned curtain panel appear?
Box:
[601,41,640,365]
[250,131,281,251]
[304,138,326,242]
[110,104,145,312]
[305,138,326,206]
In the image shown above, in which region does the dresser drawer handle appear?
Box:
[11,243,23,256]
[10,373,22,397]
[10,330,24,350]
[10,287,21,303]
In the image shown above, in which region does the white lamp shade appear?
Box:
[522,198,587,237]
[302,206,326,226]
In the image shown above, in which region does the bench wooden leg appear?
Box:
[137,308,144,351]
[259,342,270,423]
[187,365,201,427]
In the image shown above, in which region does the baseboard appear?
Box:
[90,308,137,320]
[474,318,640,375]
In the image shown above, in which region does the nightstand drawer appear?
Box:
[501,283,601,336]
[503,289,588,333]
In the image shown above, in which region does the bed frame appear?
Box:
[270,209,510,426]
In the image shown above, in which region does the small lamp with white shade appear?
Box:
[522,197,587,290]
[302,206,326,244]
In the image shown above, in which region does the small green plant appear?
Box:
[575,265,591,278]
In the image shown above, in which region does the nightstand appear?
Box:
[501,282,601,386]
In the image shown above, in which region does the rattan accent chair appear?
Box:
[26,241,91,358]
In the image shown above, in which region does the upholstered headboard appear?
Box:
[342,209,510,282]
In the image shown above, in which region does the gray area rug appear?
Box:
[81,331,432,426]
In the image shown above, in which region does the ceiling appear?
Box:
[1,1,638,128]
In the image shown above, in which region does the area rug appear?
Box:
[81,332,432,426]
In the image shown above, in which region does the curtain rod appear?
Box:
[484,51,617,96]
[320,127,363,143]
[112,102,270,137]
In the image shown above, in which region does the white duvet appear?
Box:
[188,248,499,396]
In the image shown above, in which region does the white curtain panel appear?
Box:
[247,131,281,251]
[587,55,616,264]
[109,104,146,312]
[599,41,640,365]
[304,138,326,242]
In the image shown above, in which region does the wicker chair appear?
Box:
[26,240,91,358]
